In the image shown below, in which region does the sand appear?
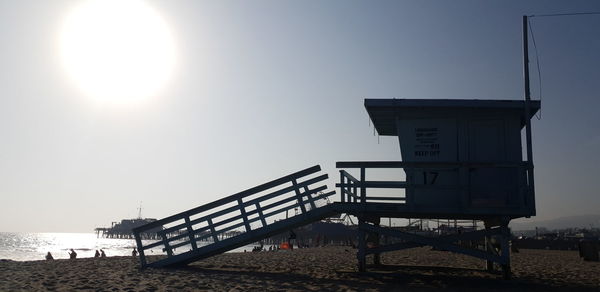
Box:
[1,247,598,291]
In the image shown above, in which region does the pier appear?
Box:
[95,218,163,240]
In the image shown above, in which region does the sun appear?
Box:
[60,0,176,106]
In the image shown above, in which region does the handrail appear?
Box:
[337,160,529,205]
[156,176,329,235]
[336,161,527,169]
[133,165,336,268]
[134,165,322,232]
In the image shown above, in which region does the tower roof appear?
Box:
[365,98,541,136]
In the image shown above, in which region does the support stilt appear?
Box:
[500,224,512,280]
[357,218,366,272]
[373,219,381,266]
[484,223,494,271]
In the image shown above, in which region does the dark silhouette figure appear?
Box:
[94,250,100,258]
[100,249,106,257]
[69,249,77,259]
[45,252,53,260]
[132,248,138,257]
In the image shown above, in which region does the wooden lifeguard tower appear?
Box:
[131,97,539,279]
[132,16,540,280]
[336,97,540,278]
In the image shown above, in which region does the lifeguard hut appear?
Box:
[336,98,540,278]
[367,98,539,216]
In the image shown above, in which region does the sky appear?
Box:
[1,0,599,233]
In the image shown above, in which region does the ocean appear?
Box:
[0,232,254,261]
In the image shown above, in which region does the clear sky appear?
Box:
[1,0,599,232]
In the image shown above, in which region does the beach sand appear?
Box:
[1,247,598,291]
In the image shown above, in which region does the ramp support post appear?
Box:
[238,199,252,232]
[185,217,198,250]
[500,224,511,280]
[372,218,381,266]
[484,222,494,271]
[357,217,367,272]
[134,232,147,269]
[161,233,173,257]
[292,179,307,214]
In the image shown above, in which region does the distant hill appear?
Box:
[510,214,600,231]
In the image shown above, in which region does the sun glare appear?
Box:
[60,0,176,106]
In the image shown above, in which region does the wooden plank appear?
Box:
[134,232,147,268]
[459,166,469,211]
[365,196,406,201]
[339,172,345,203]
[357,217,366,272]
[160,233,173,257]
[339,170,359,182]
[242,174,328,208]
[256,202,267,227]
[366,242,424,254]
[337,161,527,169]
[367,227,503,255]
[184,217,197,250]
[336,181,463,190]
[142,239,171,251]
[367,227,502,257]
[207,218,219,243]
[168,238,193,250]
[195,221,245,242]
[360,223,506,264]
[304,186,317,210]
[238,198,252,232]
[360,168,366,204]
[253,191,334,223]
[292,179,307,214]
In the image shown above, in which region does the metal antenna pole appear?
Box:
[523,16,536,214]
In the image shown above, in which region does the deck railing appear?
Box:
[336,161,531,210]
[133,165,335,268]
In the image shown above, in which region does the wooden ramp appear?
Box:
[133,162,515,278]
[132,165,337,269]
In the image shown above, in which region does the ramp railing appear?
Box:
[133,165,335,268]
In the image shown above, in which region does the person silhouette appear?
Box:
[100,249,106,257]
[68,249,77,259]
[45,252,54,260]
[132,248,138,257]
[94,250,100,258]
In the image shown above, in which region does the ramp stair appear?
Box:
[133,165,336,269]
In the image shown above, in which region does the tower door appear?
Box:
[468,119,513,207]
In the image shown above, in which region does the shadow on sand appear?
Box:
[171,263,597,291]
